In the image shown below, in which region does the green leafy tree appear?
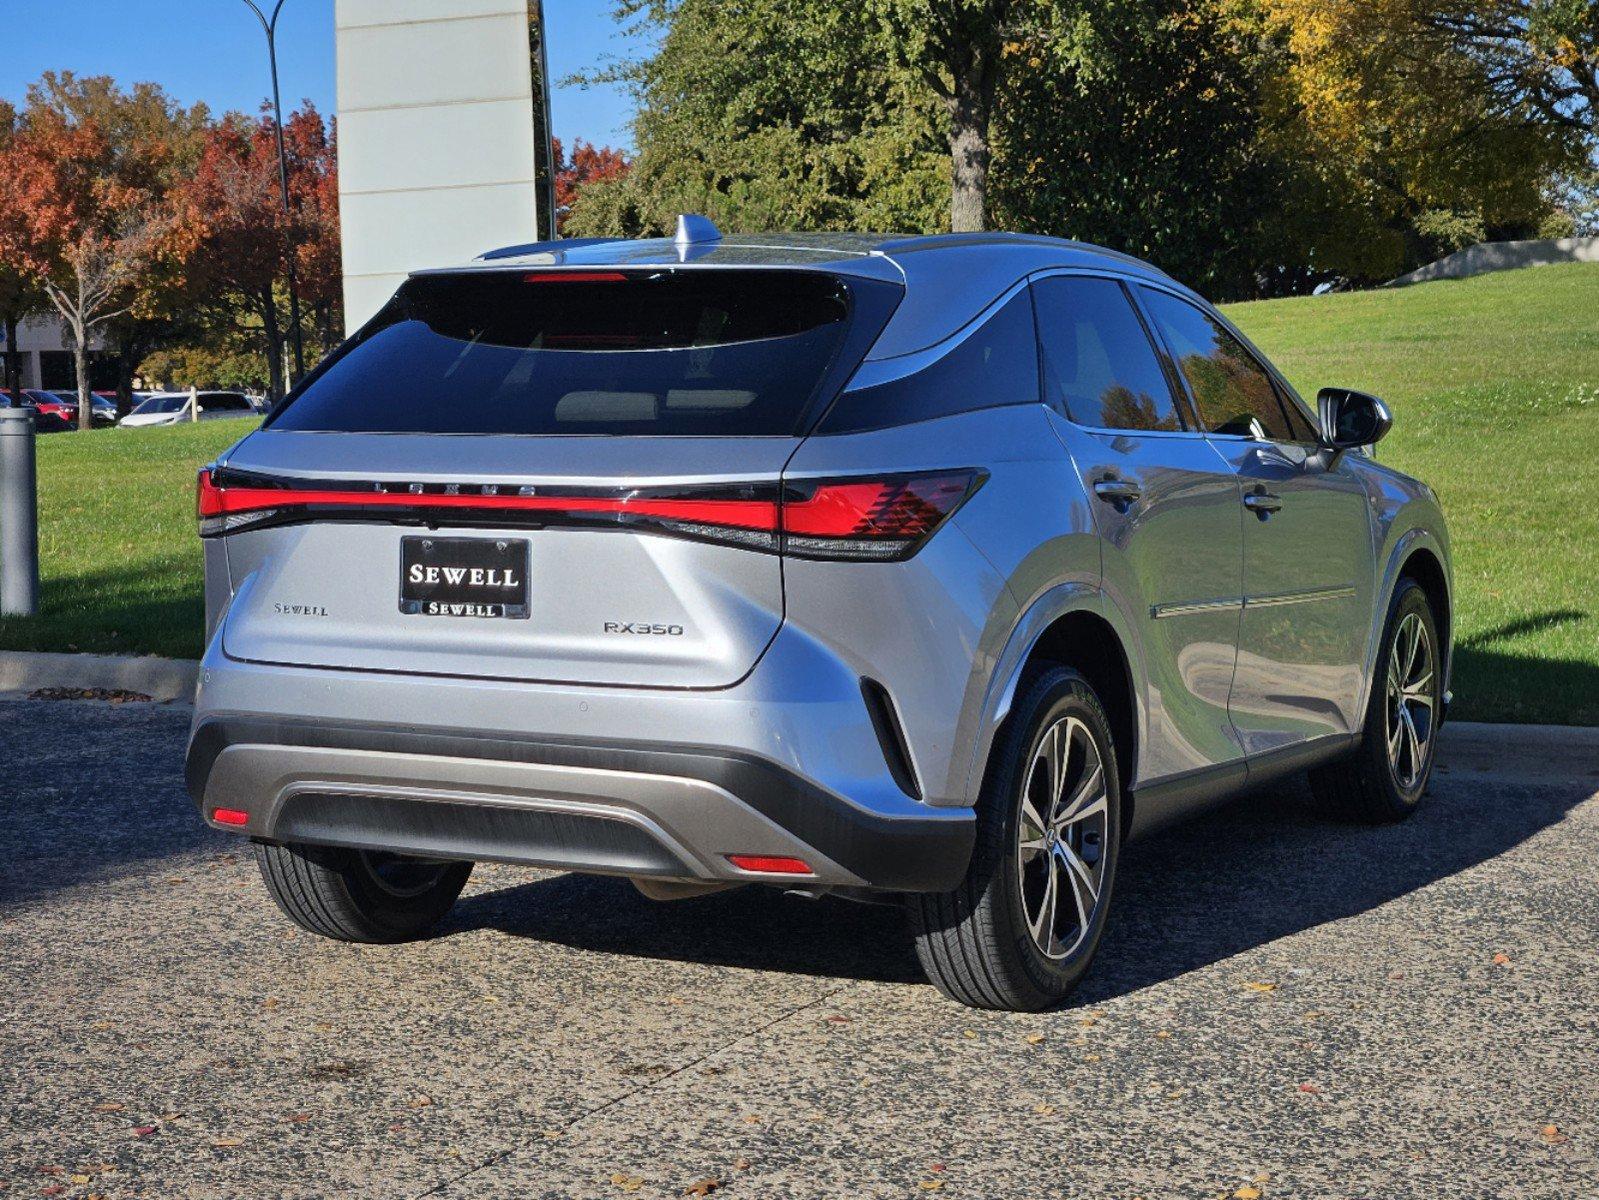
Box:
[567,0,948,237]
[991,0,1290,298]
[869,0,1022,230]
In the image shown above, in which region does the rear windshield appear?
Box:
[268,270,860,436]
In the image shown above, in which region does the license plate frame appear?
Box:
[399,536,530,620]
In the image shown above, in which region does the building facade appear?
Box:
[334,0,552,332]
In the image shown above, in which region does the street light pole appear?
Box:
[241,0,307,389]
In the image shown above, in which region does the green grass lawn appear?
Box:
[0,263,1594,722]
[1226,262,1599,725]
[0,421,256,660]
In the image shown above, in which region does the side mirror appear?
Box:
[1314,387,1392,467]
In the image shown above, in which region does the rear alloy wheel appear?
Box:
[1310,578,1442,822]
[254,840,472,943]
[908,666,1121,1011]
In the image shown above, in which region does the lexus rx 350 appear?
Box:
[186,219,1452,1010]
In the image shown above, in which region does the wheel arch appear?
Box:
[964,585,1142,836]
[1360,524,1455,721]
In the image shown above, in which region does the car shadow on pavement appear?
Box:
[450,765,1595,1000]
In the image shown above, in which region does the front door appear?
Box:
[1138,286,1374,755]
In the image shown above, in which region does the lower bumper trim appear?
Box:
[187,715,974,893]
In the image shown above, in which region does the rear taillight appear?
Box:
[196,467,983,561]
[781,473,983,560]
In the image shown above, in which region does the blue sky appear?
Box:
[1,1,650,149]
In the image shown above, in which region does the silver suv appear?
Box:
[186,221,1451,1011]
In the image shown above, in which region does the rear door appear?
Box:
[1139,286,1374,753]
[1032,274,1247,780]
[214,268,891,689]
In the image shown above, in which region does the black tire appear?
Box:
[253,841,472,943]
[1309,578,1442,823]
[907,667,1122,1011]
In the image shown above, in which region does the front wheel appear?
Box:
[907,666,1122,1011]
[254,841,472,943]
[1309,577,1442,822]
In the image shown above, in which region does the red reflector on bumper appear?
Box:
[726,854,813,875]
[212,807,249,826]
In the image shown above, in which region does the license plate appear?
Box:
[400,536,530,619]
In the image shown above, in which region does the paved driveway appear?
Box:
[2,697,1595,1199]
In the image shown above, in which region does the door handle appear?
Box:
[1093,478,1142,507]
[1243,491,1283,515]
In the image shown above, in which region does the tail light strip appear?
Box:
[197,468,984,561]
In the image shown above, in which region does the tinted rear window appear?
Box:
[269,271,858,436]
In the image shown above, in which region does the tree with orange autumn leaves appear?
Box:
[178,103,341,400]
[0,99,181,429]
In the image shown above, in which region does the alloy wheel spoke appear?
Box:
[1058,794,1108,831]
[1056,763,1104,826]
[1401,706,1422,782]
[1057,845,1091,939]
[1019,794,1049,848]
[1056,840,1100,904]
[1029,858,1059,950]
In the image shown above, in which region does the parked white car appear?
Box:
[119,391,260,428]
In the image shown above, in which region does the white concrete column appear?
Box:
[335,0,543,331]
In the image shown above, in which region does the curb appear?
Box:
[0,650,199,703]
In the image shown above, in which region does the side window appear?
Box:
[1032,276,1182,432]
[1140,288,1295,442]
[821,289,1039,433]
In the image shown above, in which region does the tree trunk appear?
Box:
[261,296,285,405]
[71,322,92,433]
[113,328,139,419]
[3,314,19,401]
[946,68,996,233]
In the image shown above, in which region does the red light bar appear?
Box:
[198,471,779,529]
[726,854,814,875]
[521,271,629,284]
[212,807,249,826]
[197,468,983,560]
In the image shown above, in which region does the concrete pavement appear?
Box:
[1,697,1595,1199]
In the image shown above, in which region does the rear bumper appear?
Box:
[186,695,973,894]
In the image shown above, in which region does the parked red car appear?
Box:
[19,389,79,425]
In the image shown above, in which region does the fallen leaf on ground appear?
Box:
[1155,1030,1172,1039]
[69,1177,91,1186]
[262,997,279,1009]
[683,1179,723,1196]
[919,1182,944,1192]
[409,1096,433,1108]
[91,1103,124,1113]
[1026,1033,1046,1045]
[286,1113,311,1124]
[826,1015,852,1024]
[1084,1053,1102,1062]
[732,1158,751,1171]
[210,1138,243,1148]
[929,1164,945,1173]
[1034,1104,1057,1115]
[962,1029,977,1039]
[742,1115,762,1124]
[1297,1083,1320,1095]
[130,1126,157,1138]
[1540,1125,1569,1144]
[1242,981,1278,993]
[1233,1187,1263,1199]
[610,1173,644,1192]
[1493,953,1511,966]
